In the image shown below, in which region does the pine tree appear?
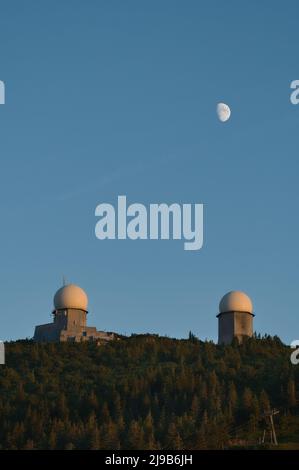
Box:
[191,395,199,418]
[287,378,297,408]
[165,423,183,450]
[101,420,120,450]
[89,427,100,450]
[260,389,271,413]
[48,430,57,450]
[242,387,253,412]
[101,402,111,423]
[88,391,99,413]
[127,420,144,449]
[228,382,238,410]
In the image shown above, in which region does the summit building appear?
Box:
[34,284,114,343]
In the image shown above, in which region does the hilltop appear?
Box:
[0,334,298,449]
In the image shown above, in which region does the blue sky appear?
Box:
[0,1,298,343]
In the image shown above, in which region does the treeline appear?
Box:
[0,334,298,449]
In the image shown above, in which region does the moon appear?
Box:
[217,102,231,122]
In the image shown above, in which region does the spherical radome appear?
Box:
[54,284,88,311]
[219,291,253,314]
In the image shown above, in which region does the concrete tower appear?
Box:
[34,284,115,343]
[217,291,254,345]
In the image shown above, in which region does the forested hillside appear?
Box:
[0,335,298,449]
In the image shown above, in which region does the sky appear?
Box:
[0,1,298,344]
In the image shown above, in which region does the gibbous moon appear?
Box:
[217,102,231,122]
